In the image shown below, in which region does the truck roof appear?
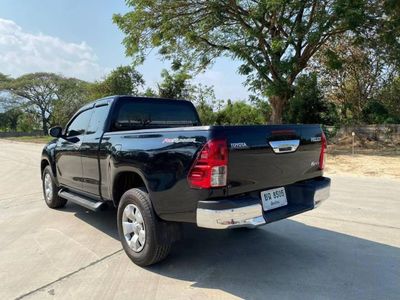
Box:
[78,95,193,112]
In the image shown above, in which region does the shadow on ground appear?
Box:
[65,202,400,299]
[62,202,119,239]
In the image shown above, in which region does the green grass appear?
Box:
[2,136,54,144]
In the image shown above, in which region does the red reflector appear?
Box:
[319,131,327,170]
[188,139,228,189]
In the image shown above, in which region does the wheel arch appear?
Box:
[41,142,58,182]
[40,158,50,178]
[112,170,149,208]
[40,157,54,179]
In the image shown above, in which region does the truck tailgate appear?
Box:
[212,125,324,196]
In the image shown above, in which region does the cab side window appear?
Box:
[66,109,93,137]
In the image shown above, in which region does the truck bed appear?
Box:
[100,123,325,223]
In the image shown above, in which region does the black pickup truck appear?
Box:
[41,95,330,266]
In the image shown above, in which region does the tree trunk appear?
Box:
[269,95,287,124]
[41,111,48,135]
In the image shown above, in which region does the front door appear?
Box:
[55,108,93,191]
[81,101,111,196]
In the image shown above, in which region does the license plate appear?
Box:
[261,187,287,211]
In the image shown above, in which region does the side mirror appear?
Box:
[67,129,81,137]
[49,126,63,138]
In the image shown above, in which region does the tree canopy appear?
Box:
[0,73,93,132]
[284,73,337,125]
[157,69,192,99]
[0,73,63,134]
[114,0,378,123]
[89,65,144,100]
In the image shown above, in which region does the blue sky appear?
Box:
[0,0,249,100]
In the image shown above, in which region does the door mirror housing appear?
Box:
[66,129,81,137]
[49,126,63,138]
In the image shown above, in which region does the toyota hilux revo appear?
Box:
[41,95,330,266]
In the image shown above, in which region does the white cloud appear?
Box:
[0,18,107,81]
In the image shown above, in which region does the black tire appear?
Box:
[117,188,175,266]
[42,165,67,209]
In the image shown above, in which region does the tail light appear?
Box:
[319,131,327,170]
[188,139,228,189]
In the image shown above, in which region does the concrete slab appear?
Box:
[0,140,399,299]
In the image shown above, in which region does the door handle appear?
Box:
[269,140,300,153]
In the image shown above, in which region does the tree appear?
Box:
[157,69,192,99]
[216,100,265,125]
[365,0,400,70]
[0,108,23,131]
[0,73,94,133]
[0,73,63,134]
[0,113,7,131]
[315,36,395,124]
[249,95,272,123]
[90,65,144,99]
[361,100,390,124]
[114,0,372,123]
[142,87,157,97]
[0,72,12,84]
[196,102,217,125]
[284,73,337,125]
[377,77,400,123]
[17,113,40,132]
[52,78,92,126]
[190,84,219,124]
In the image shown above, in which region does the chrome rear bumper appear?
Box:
[196,203,266,229]
[196,177,330,229]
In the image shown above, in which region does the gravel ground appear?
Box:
[326,154,400,180]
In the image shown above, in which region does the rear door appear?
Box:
[80,101,111,197]
[55,108,93,191]
[217,125,324,196]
